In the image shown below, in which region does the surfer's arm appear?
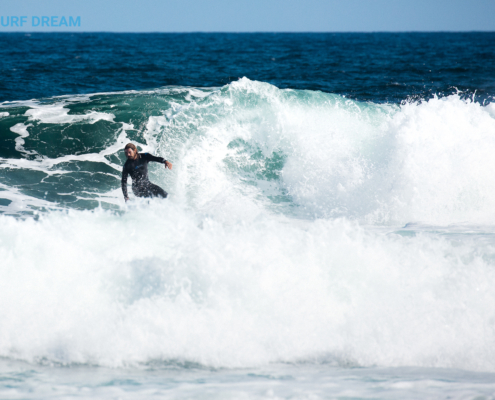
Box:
[144,153,173,169]
[121,167,129,200]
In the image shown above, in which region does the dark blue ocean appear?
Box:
[1,32,494,103]
[1,33,495,399]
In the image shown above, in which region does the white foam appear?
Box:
[0,182,61,215]
[178,79,495,225]
[10,123,38,155]
[24,102,115,124]
[143,116,169,151]
[277,93,495,224]
[0,204,494,371]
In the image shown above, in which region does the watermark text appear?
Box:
[1,16,81,28]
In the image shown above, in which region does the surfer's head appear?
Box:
[124,143,139,160]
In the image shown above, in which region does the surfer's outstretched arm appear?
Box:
[143,153,173,169]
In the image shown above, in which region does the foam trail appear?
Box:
[10,123,37,155]
[24,102,115,124]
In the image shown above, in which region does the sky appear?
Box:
[1,0,494,32]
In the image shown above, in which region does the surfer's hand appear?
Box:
[165,161,173,170]
[125,197,129,202]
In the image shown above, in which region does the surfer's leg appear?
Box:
[131,182,167,198]
[148,183,168,198]
[131,185,141,197]
[132,184,150,198]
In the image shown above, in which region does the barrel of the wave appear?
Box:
[121,143,172,202]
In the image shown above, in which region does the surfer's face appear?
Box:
[125,148,137,159]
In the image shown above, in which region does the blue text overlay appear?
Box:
[1,16,81,28]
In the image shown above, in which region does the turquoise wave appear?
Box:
[1,78,495,225]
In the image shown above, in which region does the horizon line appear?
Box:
[0,30,494,34]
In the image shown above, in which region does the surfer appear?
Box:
[121,143,172,202]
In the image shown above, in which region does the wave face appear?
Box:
[1,79,495,371]
[2,78,495,223]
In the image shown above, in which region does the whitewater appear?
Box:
[1,78,495,399]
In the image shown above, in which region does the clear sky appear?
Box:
[1,0,494,32]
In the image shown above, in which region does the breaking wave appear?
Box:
[1,78,495,371]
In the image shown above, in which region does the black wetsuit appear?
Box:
[121,153,168,199]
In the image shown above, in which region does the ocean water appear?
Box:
[1,32,495,399]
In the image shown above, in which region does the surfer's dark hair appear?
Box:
[124,143,138,154]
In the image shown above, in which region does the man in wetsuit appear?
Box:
[121,143,172,202]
